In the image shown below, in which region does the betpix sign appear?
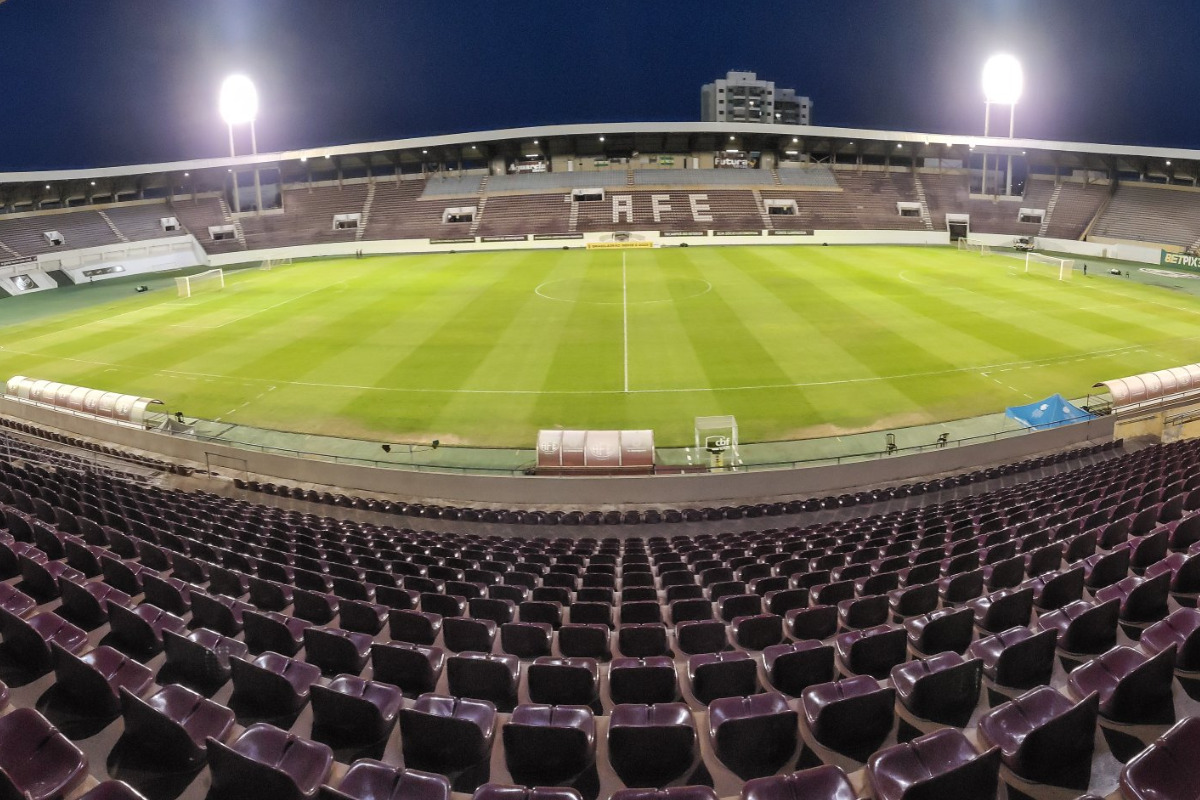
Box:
[1161,251,1200,270]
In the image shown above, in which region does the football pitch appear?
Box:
[1,245,1198,448]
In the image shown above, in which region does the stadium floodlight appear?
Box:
[218,74,264,216]
[981,54,1022,197]
[219,74,258,126]
[982,54,1023,106]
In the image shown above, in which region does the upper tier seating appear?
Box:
[1090,184,1200,248]
[0,209,122,256]
[920,173,1043,237]
[775,166,839,188]
[239,185,367,250]
[169,197,245,253]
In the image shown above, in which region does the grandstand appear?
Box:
[6,119,1200,800]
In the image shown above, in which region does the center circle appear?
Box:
[535,277,712,305]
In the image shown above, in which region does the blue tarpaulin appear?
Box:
[1005,394,1092,430]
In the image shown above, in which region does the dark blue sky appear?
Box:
[1,0,1197,171]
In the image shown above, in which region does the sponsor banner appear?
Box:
[713,230,763,237]
[660,231,708,237]
[586,240,654,250]
[658,156,675,166]
[0,256,37,267]
[480,235,528,243]
[1141,268,1200,280]
[768,229,813,236]
[1161,251,1200,270]
[593,159,610,167]
[429,237,475,245]
[509,161,547,174]
[533,233,585,240]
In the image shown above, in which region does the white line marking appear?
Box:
[622,251,629,393]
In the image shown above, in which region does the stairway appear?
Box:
[356,182,376,241]
[1187,233,1200,257]
[0,238,22,259]
[771,169,783,186]
[1039,183,1062,237]
[478,175,489,194]
[469,195,488,236]
[626,168,635,186]
[912,173,935,231]
[751,189,774,231]
[97,210,129,243]
[218,198,247,248]
[567,195,580,232]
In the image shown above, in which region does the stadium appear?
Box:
[3,8,1200,800]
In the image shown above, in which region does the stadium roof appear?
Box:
[2,121,1198,188]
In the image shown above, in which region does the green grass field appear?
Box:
[1,245,1198,447]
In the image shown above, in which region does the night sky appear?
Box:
[1,0,1197,171]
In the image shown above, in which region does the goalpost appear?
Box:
[957,238,991,256]
[260,257,292,271]
[175,268,225,298]
[1025,252,1075,281]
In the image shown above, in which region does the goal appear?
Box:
[1025,252,1074,281]
[957,238,991,256]
[260,257,292,271]
[175,269,225,298]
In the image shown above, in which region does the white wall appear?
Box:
[208,229,952,267]
[41,236,208,284]
[1035,236,1162,264]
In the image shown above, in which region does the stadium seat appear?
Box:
[866,728,1000,800]
[709,692,798,779]
[0,708,89,800]
[326,760,450,800]
[310,675,403,744]
[119,684,236,769]
[976,686,1099,791]
[207,722,333,800]
[801,675,895,763]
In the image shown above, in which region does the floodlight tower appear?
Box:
[981,54,1023,196]
[219,75,264,215]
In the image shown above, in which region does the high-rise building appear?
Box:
[701,71,812,125]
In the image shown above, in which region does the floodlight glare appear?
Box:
[982,54,1023,105]
[219,74,259,126]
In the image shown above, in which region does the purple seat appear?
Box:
[1147,551,1200,606]
[1095,573,1172,638]
[58,577,130,629]
[834,624,907,679]
[326,759,450,800]
[0,607,87,672]
[370,641,445,697]
[764,587,810,617]
[764,641,835,698]
[905,607,974,656]
[441,616,496,653]
[248,577,292,613]
[977,686,1099,791]
[473,785,581,800]
[0,581,37,618]
[447,651,520,711]
[230,651,322,714]
[144,572,193,615]
[389,608,442,645]
[1082,548,1131,591]
[399,693,497,774]
[617,622,671,658]
[836,594,889,630]
[1067,645,1177,726]
[528,657,599,707]
[688,650,758,704]
[888,582,940,621]
[1023,566,1085,611]
[801,675,895,763]
[938,568,985,605]
[741,766,856,800]
[1035,598,1120,659]
[867,728,1000,800]
[1141,607,1200,672]
[676,618,728,655]
[786,605,838,640]
[207,722,333,800]
[292,589,339,625]
[609,656,678,705]
[709,692,798,779]
[311,675,403,744]
[967,626,1057,696]
[107,602,186,656]
[339,599,390,635]
[189,591,254,637]
[53,642,154,717]
[607,702,696,786]
[0,708,89,800]
[19,552,83,599]
[1120,717,1200,800]
[243,610,310,656]
[500,621,553,658]
[967,587,1034,634]
[78,781,150,800]
[503,704,596,784]
[558,623,611,660]
[164,627,248,686]
[302,626,373,676]
[891,652,983,728]
[120,684,236,768]
[100,555,153,596]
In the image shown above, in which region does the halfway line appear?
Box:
[622,251,630,393]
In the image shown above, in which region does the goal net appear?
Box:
[1025,252,1074,281]
[260,257,292,271]
[957,238,991,256]
[175,268,225,298]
